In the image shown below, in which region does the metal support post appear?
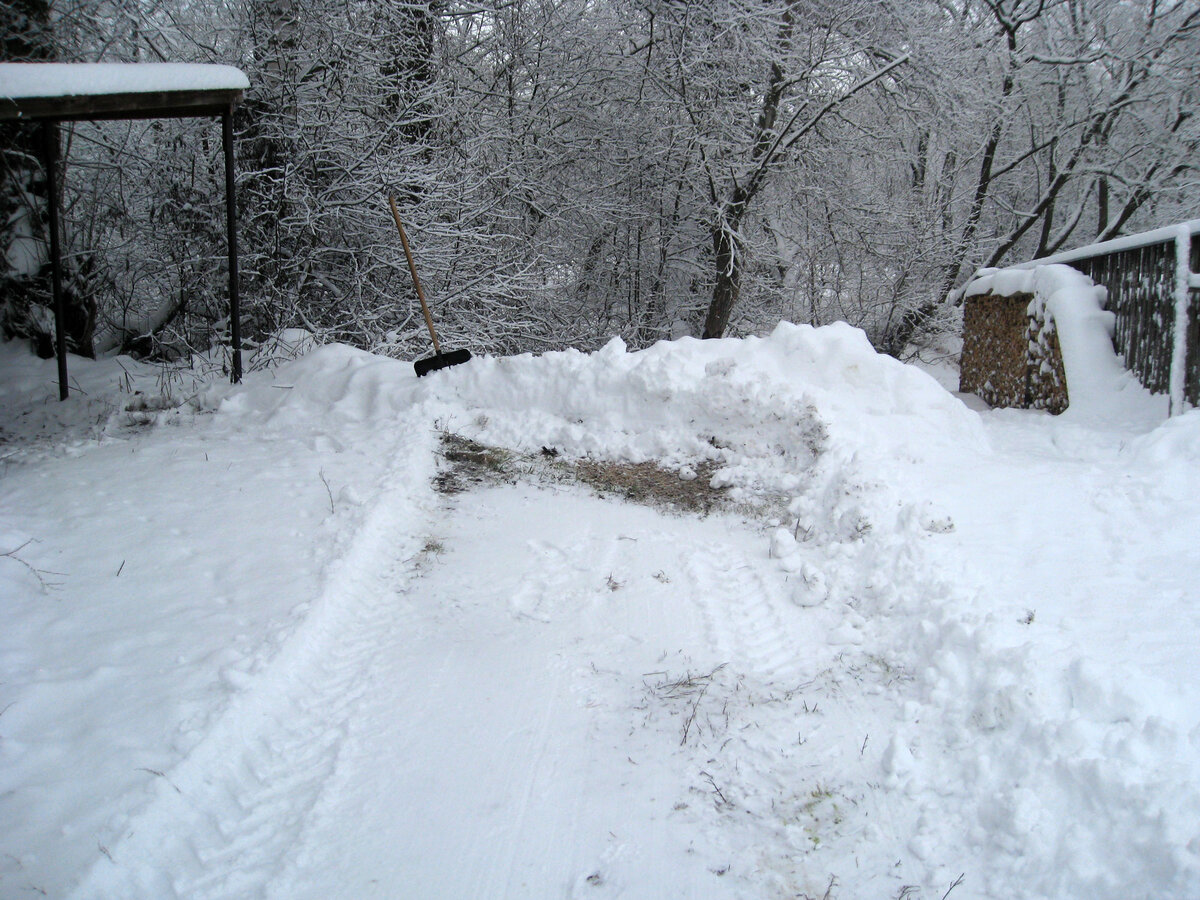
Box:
[41,120,68,400]
[223,107,243,383]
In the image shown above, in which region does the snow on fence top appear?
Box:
[998,218,1200,270]
[0,63,249,99]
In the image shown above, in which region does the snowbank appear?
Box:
[409,321,984,501]
[199,321,982,509]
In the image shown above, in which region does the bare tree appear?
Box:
[881,0,1200,355]
[11,0,1195,364]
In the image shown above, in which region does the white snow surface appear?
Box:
[1,323,1198,900]
[0,63,249,99]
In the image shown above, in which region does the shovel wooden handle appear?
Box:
[388,195,442,356]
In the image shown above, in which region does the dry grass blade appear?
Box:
[645,663,728,746]
[649,663,727,700]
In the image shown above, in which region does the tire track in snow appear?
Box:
[682,542,805,683]
[65,416,440,900]
[671,527,928,896]
[255,487,595,899]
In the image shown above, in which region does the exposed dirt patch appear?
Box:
[574,459,726,515]
[435,432,731,516]
[434,434,517,494]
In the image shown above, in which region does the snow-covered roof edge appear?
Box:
[1000,218,1200,271]
[0,63,249,100]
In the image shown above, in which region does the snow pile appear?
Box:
[202,321,980,508]
[412,321,983,501]
[209,342,409,430]
[769,451,1200,896]
[966,264,1163,424]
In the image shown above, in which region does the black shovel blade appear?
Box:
[414,348,472,377]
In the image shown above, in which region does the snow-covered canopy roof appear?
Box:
[0,62,249,121]
[1003,218,1200,270]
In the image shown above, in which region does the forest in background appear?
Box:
[1,0,1197,366]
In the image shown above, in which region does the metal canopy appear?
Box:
[0,63,248,399]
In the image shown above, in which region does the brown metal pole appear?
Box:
[223,107,243,383]
[41,120,68,400]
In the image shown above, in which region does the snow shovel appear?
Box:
[388,195,472,377]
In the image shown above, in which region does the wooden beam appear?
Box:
[0,89,243,123]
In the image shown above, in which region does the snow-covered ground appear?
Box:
[1,322,1197,899]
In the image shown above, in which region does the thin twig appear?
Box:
[680,680,710,745]
[1,541,64,592]
[318,469,335,513]
[700,770,728,806]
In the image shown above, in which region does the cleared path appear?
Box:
[265,483,772,899]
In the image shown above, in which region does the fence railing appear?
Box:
[1005,219,1200,413]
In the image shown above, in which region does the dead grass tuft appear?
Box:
[574,459,727,514]
[434,431,733,515]
[644,664,730,746]
[435,433,515,494]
